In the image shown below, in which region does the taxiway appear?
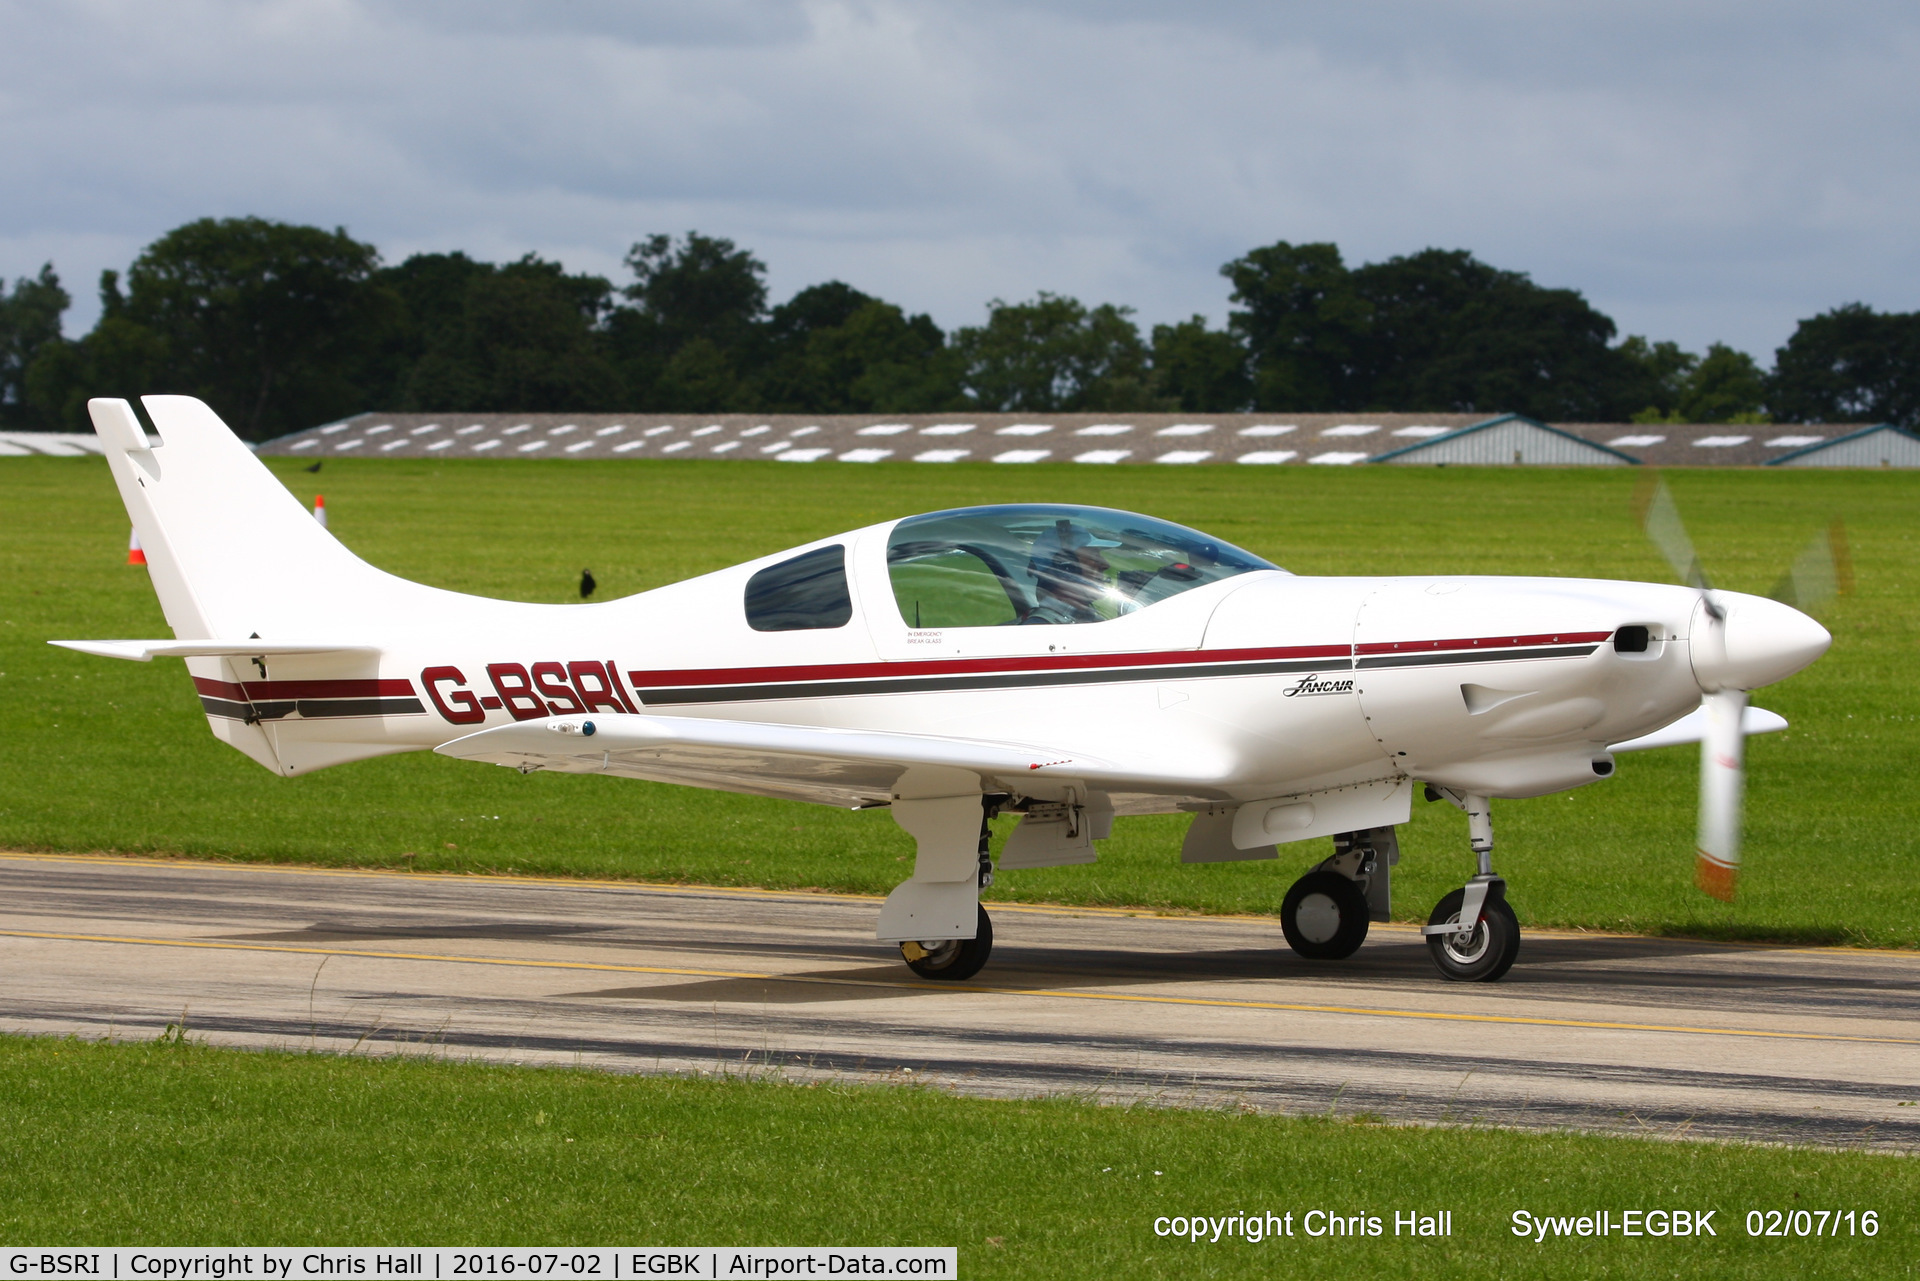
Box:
[2,852,1915,1150]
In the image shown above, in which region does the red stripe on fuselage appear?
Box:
[626,643,1350,690]
[1354,631,1610,655]
[625,631,1611,691]
[191,677,417,701]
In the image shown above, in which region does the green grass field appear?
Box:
[1,1034,1911,1278]
[1,455,1915,944]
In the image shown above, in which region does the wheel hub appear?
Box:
[1295,892,1342,944]
[1440,915,1490,964]
[911,939,960,967]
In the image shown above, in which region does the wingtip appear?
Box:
[49,639,154,661]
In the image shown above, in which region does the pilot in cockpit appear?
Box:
[1022,520,1125,624]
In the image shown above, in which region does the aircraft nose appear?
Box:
[1690,591,1832,692]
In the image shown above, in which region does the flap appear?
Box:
[434,712,1207,809]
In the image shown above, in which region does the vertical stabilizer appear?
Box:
[89,396,452,639]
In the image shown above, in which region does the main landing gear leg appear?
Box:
[881,787,997,982]
[1422,790,1520,982]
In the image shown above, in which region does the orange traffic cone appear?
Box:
[313,494,327,529]
[127,528,146,566]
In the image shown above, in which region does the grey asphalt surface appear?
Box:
[3,851,1916,1150]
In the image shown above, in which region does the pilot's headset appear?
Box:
[1028,519,1120,591]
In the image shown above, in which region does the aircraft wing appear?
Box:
[50,639,378,661]
[1610,703,1787,752]
[434,712,1218,808]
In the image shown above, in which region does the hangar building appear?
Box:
[249,412,1920,467]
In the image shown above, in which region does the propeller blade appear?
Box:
[1633,473,1712,592]
[1769,519,1854,614]
[1695,688,1748,902]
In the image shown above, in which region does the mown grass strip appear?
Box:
[0,1034,1913,1279]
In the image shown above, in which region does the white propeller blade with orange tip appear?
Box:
[1635,474,1842,903]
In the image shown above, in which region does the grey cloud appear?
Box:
[369,0,814,47]
[2,0,1916,358]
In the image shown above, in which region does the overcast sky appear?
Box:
[4,0,1916,359]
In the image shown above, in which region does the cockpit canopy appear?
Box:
[887,504,1281,628]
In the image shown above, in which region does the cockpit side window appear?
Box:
[745,545,853,632]
[885,504,1280,628]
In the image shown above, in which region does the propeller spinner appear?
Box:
[1634,476,1842,901]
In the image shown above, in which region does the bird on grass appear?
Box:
[303,460,322,473]
[579,569,597,599]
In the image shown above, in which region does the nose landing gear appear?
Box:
[1425,884,1519,981]
[1423,789,1521,982]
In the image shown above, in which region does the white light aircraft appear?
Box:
[58,397,1838,983]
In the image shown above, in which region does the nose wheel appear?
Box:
[1424,886,1520,981]
[1422,789,1522,981]
[900,904,994,980]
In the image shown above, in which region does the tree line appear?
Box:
[0,216,1915,441]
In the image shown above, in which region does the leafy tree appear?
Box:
[1677,343,1767,423]
[0,264,70,429]
[1223,240,1670,417]
[97,217,397,440]
[400,255,621,412]
[954,293,1161,412]
[764,280,876,350]
[1390,273,1629,420]
[1222,241,1367,410]
[1770,303,1920,428]
[1619,336,1698,422]
[1343,249,1622,417]
[1150,316,1251,411]
[24,270,172,432]
[608,232,768,408]
[623,232,768,346]
[652,338,740,413]
[755,281,879,410]
[756,282,957,412]
[369,251,495,406]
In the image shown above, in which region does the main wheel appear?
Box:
[900,904,993,981]
[1425,889,1520,982]
[1280,871,1371,960]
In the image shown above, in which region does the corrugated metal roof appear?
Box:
[1372,415,1637,466]
[1556,423,1855,467]
[0,432,112,456]
[241,411,1887,466]
[256,412,1488,465]
[1767,424,1920,468]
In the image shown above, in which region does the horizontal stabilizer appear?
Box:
[435,713,1206,806]
[50,639,378,662]
[1610,703,1787,753]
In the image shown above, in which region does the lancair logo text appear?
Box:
[1283,673,1356,698]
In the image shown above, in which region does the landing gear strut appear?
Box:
[1423,789,1520,982]
[897,795,998,981]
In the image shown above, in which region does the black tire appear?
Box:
[901,905,993,981]
[1280,871,1371,960]
[1424,888,1520,982]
